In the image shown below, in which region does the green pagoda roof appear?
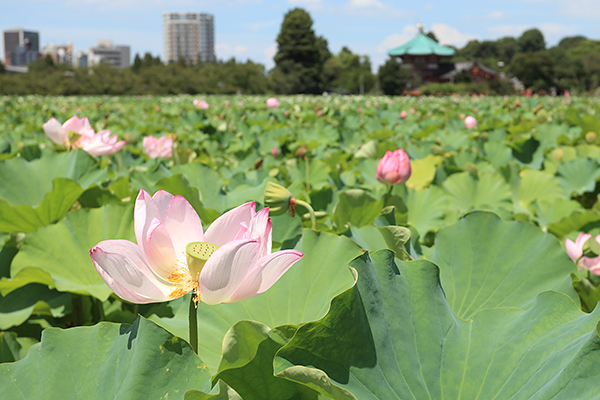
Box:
[388,33,455,57]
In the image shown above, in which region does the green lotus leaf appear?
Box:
[0,332,37,363]
[0,316,212,399]
[512,169,566,213]
[431,211,577,319]
[150,230,362,373]
[275,251,600,400]
[405,155,443,190]
[405,185,448,236]
[442,172,512,215]
[333,189,384,230]
[2,203,135,300]
[557,158,600,196]
[548,210,600,240]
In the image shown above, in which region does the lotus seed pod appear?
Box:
[264,181,293,216]
[535,109,548,123]
[186,242,219,280]
[586,131,597,144]
[464,162,478,176]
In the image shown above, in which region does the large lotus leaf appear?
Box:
[557,158,600,196]
[431,211,577,319]
[405,155,443,190]
[442,172,512,215]
[0,149,107,206]
[483,140,512,168]
[512,169,566,213]
[275,251,600,400]
[0,178,84,233]
[150,230,362,373]
[288,159,332,191]
[405,185,447,236]
[1,203,135,300]
[534,198,582,227]
[0,316,212,399]
[332,189,384,230]
[171,162,226,212]
[571,273,600,313]
[185,320,353,400]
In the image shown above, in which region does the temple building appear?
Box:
[388,26,499,83]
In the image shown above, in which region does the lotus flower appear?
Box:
[376,149,411,185]
[565,233,600,275]
[400,110,407,119]
[90,190,303,305]
[464,115,477,129]
[193,99,210,110]
[266,97,279,108]
[43,116,124,157]
[143,135,173,159]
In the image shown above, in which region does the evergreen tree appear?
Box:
[132,54,142,73]
[272,8,326,94]
[378,57,413,95]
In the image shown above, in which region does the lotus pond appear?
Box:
[2,94,600,399]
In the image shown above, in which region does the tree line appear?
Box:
[0,8,598,96]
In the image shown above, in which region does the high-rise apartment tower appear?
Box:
[162,12,214,64]
[3,28,40,66]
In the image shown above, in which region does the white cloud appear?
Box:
[263,44,277,68]
[487,24,530,37]
[234,45,248,53]
[376,25,418,54]
[343,0,409,18]
[485,11,504,19]
[431,24,478,47]
[287,0,323,11]
[561,0,600,17]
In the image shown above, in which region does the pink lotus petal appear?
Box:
[152,190,174,218]
[246,207,272,257]
[90,240,172,303]
[135,190,162,258]
[226,250,303,303]
[144,218,178,278]
[62,116,85,133]
[163,195,205,257]
[565,237,582,263]
[42,118,68,145]
[204,202,256,246]
[198,239,260,305]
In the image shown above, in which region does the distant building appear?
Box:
[82,40,130,68]
[388,25,499,84]
[42,43,73,65]
[162,12,215,64]
[3,28,40,66]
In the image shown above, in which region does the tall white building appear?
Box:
[162,12,215,64]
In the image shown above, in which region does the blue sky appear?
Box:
[2,0,599,71]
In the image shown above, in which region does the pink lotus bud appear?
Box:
[284,110,289,116]
[400,110,407,119]
[410,108,416,114]
[357,107,362,114]
[317,110,322,117]
[464,116,477,129]
[266,97,280,108]
[271,146,279,157]
[155,106,161,112]
[374,102,379,108]
[376,149,411,185]
[238,101,244,107]
[564,90,570,97]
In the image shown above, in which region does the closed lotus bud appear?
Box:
[551,148,564,160]
[376,149,411,185]
[464,162,478,176]
[400,110,407,119]
[295,145,307,158]
[464,116,477,129]
[264,182,293,216]
[271,146,280,157]
[586,131,597,144]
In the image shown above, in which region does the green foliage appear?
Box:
[518,28,546,53]
[272,8,326,94]
[377,57,413,95]
[509,51,555,90]
[323,47,375,94]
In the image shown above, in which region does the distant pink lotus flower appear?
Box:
[43,116,125,157]
[90,190,303,305]
[464,116,477,129]
[284,110,289,117]
[376,149,411,185]
[564,90,570,97]
[357,107,362,114]
[400,110,407,119]
[193,99,210,110]
[271,146,279,157]
[316,110,322,117]
[410,108,416,114]
[266,97,280,108]
[565,233,600,275]
[143,135,173,159]
[238,101,244,107]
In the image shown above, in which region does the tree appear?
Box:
[0,60,5,75]
[426,31,438,42]
[509,51,554,90]
[272,8,326,94]
[132,54,142,72]
[323,47,375,94]
[378,57,413,95]
[517,29,546,53]
[496,37,518,63]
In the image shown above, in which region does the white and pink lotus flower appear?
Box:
[193,99,210,110]
[143,135,173,159]
[43,116,125,157]
[565,233,600,275]
[376,149,412,185]
[90,190,303,305]
[266,97,280,108]
[464,115,478,129]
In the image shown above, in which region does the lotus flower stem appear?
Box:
[305,158,311,193]
[295,199,317,231]
[188,294,198,354]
